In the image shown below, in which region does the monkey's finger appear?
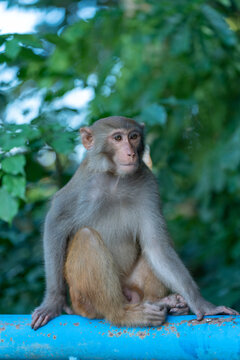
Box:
[176,294,187,303]
[40,315,50,327]
[31,312,40,328]
[159,305,168,313]
[157,295,178,308]
[32,315,43,330]
[196,311,204,321]
[158,300,188,311]
[174,302,189,308]
[176,295,188,306]
[33,315,47,330]
[169,306,189,315]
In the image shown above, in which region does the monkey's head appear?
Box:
[80,116,145,176]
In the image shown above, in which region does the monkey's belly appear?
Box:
[96,227,139,274]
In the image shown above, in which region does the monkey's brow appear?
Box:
[109,129,127,136]
[109,128,140,136]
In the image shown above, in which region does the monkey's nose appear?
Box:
[128,152,136,158]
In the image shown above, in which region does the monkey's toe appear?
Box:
[208,306,239,316]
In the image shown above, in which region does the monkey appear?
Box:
[31,116,239,330]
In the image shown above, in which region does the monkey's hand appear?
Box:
[156,294,190,316]
[191,297,239,321]
[31,296,73,330]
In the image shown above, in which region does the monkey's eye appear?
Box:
[114,134,122,141]
[129,133,139,140]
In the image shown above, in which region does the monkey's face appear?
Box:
[107,129,142,176]
[80,117,145,176]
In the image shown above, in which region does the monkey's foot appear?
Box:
[156,294,190,316]
[143,302,167,326]
[196,305,239,321]
[31,303,72,330]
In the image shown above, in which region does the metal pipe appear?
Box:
[0,315,239,359]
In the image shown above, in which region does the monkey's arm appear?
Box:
[140,213,239,320]
[31,207,73,330]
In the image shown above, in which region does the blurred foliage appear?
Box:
[0,0,240,314]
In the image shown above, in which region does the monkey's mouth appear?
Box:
[119,163,137,167]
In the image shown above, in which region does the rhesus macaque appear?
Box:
[31,116,238,330]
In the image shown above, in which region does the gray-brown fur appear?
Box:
[31,116,238,330]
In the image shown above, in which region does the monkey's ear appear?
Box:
[142,145,152,170]
[80,127,94,150]
[140,122,145,129]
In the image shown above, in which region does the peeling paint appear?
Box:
[0,315,240,360]
[179,316,236,327]
[136,331,147,339]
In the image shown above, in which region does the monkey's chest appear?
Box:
[88,202,139,274]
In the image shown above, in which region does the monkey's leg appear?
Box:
[65,227,167,327]
[125,256,189,316]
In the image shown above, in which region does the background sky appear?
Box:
[0,1,95,128]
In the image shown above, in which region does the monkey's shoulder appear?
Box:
[48,162,160,218]
[48,173,84,220]
[51,164,86,199]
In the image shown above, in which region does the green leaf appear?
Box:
[0,124,40,151]
[44,33,69,47]
[171,23,191,55]
[1,155,26,175]
[0,188,18,223]
[50,133,76,155]
[0,132,26,151]
[0,35,8,46]
[18,124,41,141]
[5,38,21,60]
[2,175,26,200]
[15,34,43,49]
[62,22,85,43]
[48,49,70,72]
[141,104,167,126]
[202,4,236,46]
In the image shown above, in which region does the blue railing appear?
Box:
[0,314,239,359]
